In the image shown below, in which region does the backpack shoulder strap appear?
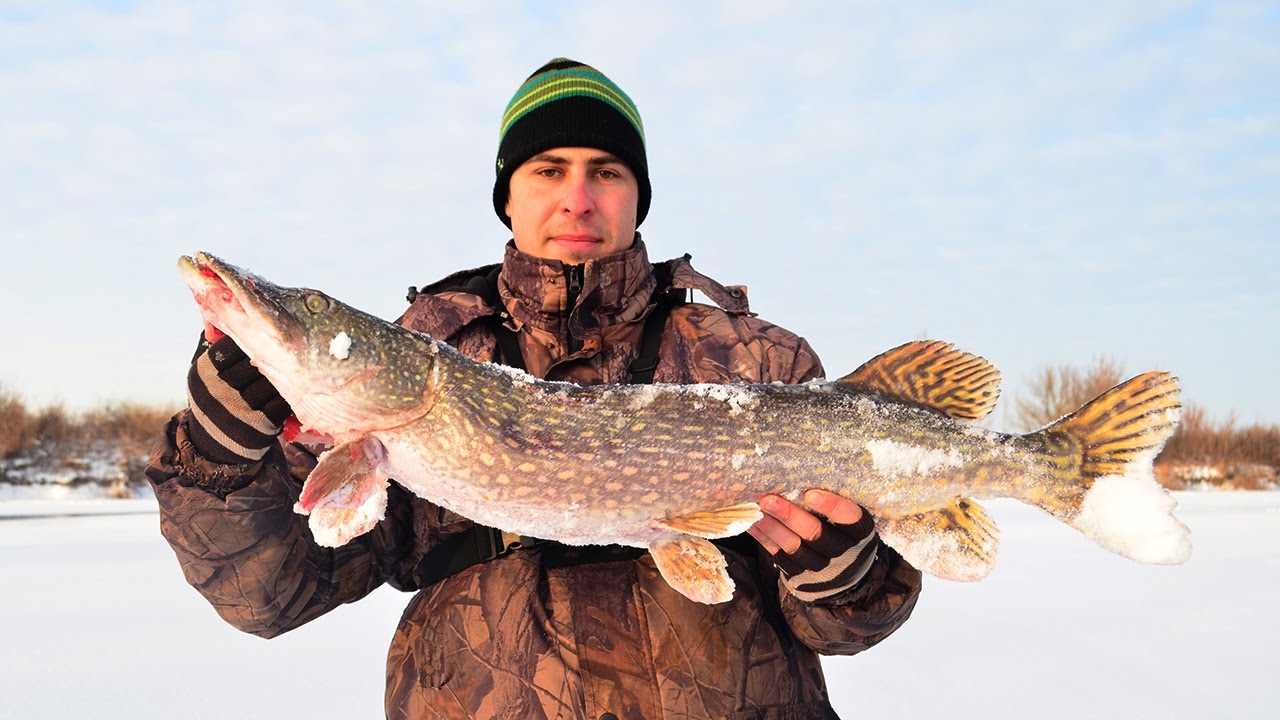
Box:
[475,266,526,372]
[628,259,688,384]
[627,303,672,384]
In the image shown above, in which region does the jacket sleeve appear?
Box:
[146,411,419,638]
[768,338,925,655]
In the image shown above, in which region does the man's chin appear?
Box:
[550,239,608,262]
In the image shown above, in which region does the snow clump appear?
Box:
[329,331,352,360]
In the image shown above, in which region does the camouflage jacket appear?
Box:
[147,238,922,720]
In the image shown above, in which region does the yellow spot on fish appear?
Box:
[517,462,538,473]
[631,422,646,432]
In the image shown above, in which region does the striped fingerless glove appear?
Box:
[186,334,292,465]
[772,510,880,603]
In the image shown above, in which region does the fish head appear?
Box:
[178,252,437,435]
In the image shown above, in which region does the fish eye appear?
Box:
[304,293,329,314]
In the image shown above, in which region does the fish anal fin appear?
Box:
[297,435,389,513]
[877,498,1000,581]
[837,340,1001,421]
[656,502,763,539]
[649,535,735,604]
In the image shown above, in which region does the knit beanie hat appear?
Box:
[493,58,650,229]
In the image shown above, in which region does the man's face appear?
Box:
[505,147,639,264]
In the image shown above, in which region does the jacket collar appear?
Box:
[398,234,755,344]
[497,236,657,344]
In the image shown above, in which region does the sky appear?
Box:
[1,0,1276,427]
[1,491,1273,717]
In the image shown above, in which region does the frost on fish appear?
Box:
[1076,472,1191,564]
[296,483,387,547]
[177,252,1194,605]
[328,331,351,360]
[866,439,964,477]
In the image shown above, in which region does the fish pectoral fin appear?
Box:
[837,340,1001,421]
[878,499,1000,581]
[649,535,736,605]
[296,435,389,513]
[655,502,763,539]
[304,488,389,548]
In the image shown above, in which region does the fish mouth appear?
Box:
[177,252,300,348]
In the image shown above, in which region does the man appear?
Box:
[149,58,922,719]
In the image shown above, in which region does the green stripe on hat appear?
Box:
[500,66,644,143]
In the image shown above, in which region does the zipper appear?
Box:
[564,264,584,355]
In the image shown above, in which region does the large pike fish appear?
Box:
[178,252,1191,604]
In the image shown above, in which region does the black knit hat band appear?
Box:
[494,59,650,228]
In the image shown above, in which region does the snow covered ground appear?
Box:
[1,492,1274,719]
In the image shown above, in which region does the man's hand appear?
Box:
[748,489,880,602]
[186,333,292,465]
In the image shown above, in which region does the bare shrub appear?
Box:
[81,402,176,460]
[1012,356,1125,432]
[30,404,78,458]
[0,384,33,458]
[1162,403,1280,466]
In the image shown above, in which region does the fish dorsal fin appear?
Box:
[649,535,735,604]
[656,502,763,539]
[837,340,1001,421]
[877,499,1000,581]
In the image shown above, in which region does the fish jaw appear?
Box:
[177,252,439,437]
[178,253,298,352]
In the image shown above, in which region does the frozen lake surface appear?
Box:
[1,492,1274,718]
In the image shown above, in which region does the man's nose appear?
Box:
[559,174,595,216]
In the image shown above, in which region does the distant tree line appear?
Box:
[1,383,176,494]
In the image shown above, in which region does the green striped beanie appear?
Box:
[494,58,650,229]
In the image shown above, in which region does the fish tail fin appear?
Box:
[1033,371,1190,564]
